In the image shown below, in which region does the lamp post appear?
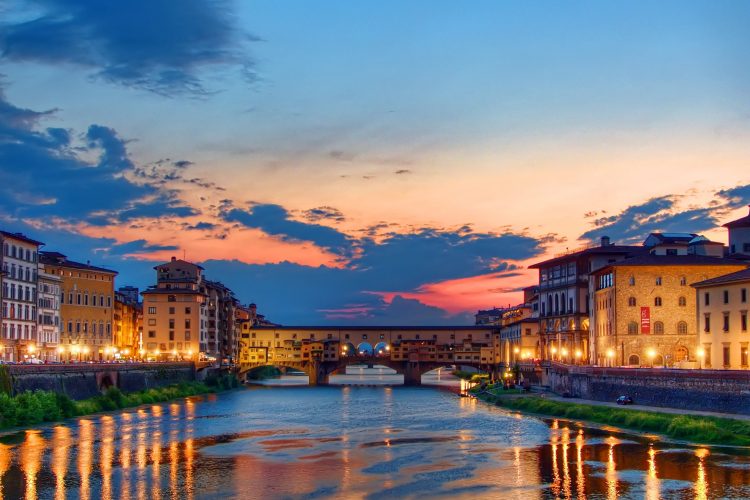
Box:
[513,346,520,364]
[575,349,582,365]
[647,348,656,368]
[550,346,557,361]
[606,348,615,367]
[561,348,569,364]
[697,347,705,370]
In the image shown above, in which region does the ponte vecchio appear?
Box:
[238,325,501,385]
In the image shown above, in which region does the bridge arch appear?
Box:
[373,342,389,356]
[356,342,374,356]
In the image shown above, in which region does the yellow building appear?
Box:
[141,258,207,360]
[591,254,746,368]
[692,268,750,369]
[114,290,141,358]
[40,251,117,361]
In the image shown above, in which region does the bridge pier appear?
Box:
[308,360,330,386]
[403,361,422,386]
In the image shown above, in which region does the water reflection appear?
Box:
[0,387,748,499]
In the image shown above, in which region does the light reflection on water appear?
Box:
[0,387,749,499]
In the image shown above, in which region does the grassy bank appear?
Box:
[0,373,239,431]
[451,370,489,382]
[473,386,750,447]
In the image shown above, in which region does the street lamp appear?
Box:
[697,347,705,370]
[606,348,615,367]
[561,348,569,363]
[575,349,582,365]
[647,348,656,368]
[550,346,557,360]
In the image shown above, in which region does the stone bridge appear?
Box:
[239,355,484,385]
[5,362,195,400]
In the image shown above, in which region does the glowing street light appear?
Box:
[561,348,569,360]
[27,344,36,355]
[647,348,657,368]
[550,346,558,360]
[697,347,706,370]
[606,348,615,366]
[575,350,582,364]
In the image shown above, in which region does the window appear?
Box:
[678,296,686,307]
[704,314,711,333]
[654,321,664,335]
[628,297,636,307]
[742,312,748,332]
[107,296,111,308]
[666,249,678,256]
[742,288,747,303]
[654,297,662,307]
[705,292,710,306]
[168,295,176,302]
[169,331,174,341]
[723,345,731,367]
[629,276,635,286]
[680,276,687,286]
[677,321,688,335]
[724,290,730,304]
[628,322,638,335]
[185,307,191,314]
[148,307,156,314]
[656,277,662,286]
[169,307,175,314]
[723,313,730,332]
[148,330,156,338]
[185,319,191,329]
[742,344,749,367]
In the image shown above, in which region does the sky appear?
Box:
[1,0,749,325]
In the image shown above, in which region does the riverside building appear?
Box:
[529,236,644,364]
[0,231,43,362]
[590,253,746,368]
[692,268,750,369]
[40,251,117,361]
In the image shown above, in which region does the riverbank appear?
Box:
[0,373,239,431]
[472,384,750,447]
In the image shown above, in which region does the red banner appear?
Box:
[641,307,651,334]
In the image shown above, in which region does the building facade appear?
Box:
[591,255,747,368]
[1,231,43,362]
[37,263,61,361]
[725,205,750,258]
[692,268,750,369]
[141,257,208,360]
[530,237,643,364]
[114,290,141,358]
[40,251,117,361]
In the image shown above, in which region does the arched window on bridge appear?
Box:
[373,342,388,356]
[357,342,374,356]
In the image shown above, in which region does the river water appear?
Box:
[1,385,750,499]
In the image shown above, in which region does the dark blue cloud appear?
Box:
[0,0,257,96]
[110,239,179,255]
[186,221,218,231]
[717,183,750,209]
[579,196,720,243]
[221,203,355,257]
[0,87,197,224]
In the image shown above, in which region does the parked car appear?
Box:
[616,395,634,405]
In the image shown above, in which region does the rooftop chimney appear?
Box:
[600,236,611,247]
[171,256,177,262]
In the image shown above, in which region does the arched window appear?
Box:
[629,276,635,286]
[554,294,559,315]
[656,277,662,286]
[654,321,664,335]
[677,321,688,334]
[561,293,566,314]
[680,276,687,286]
[628,297,636,307]
[628,354,640,366]
[654,297,662,307]
[628,321,638,335]
[678,296,686,307]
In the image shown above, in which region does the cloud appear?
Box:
[186,221,218,231]
[717,183,750,209]
[0,86,197,224]
[0,0,257,96]
[302,206,346,223]
[220,203,355,257]
[110,239,179,255]
[578,195,718,243]
[394,169,411,175]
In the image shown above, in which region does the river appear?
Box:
[1,385,749,499]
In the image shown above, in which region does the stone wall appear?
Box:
[8,363,195,400]
[545,362,750,415]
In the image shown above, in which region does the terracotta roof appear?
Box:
[691,268,750,287]
[39,251,118,274]
[722,206,750,229]
[154,258,204,270]
[0,230,44,246]
[528,245,645,269]
[598,254,749,269]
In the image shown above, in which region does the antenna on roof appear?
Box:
[183,249,186,260]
